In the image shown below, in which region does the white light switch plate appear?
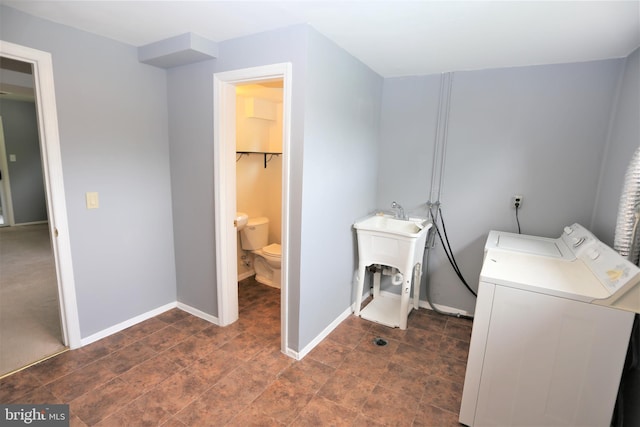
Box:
[86,192,99,209]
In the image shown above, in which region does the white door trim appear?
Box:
[0,117,15,226]
[213,63,292,356]
[0,40,81,348]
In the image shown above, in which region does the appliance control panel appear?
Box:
[560,223,600,257]
[561,223,640,295]
[579,241,640,294]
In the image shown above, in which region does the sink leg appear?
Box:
[354,264,366,316]
[413,263,422,310]
[373,270,381,298]
[399,263,413,330]
[399,279,410,330]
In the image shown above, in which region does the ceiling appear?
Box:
[3,1,640,77]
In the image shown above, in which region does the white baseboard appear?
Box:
[350,289,372,312]
[78,294,471,356]
[13,220,49,227]
[238,270,255,281]
[176,302,220,325]
[79,301,222,347]
[419,299,473,317]
[80,302,177,346]
[295,305,354,360]
[284,347,300,360]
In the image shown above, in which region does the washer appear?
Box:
[484,223,598,260]
[460,225,640,427]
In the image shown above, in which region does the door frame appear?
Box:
[0,40,81,348]
[213,63,292,355]
[0,117,15,226]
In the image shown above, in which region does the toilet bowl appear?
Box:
[253,243,281,289]
[239,217,282,289]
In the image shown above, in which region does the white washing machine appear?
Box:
[483,223,600,260]
[460,224,640,427]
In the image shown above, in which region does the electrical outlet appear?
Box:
[513,195,523,208]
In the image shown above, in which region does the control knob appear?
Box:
[588,249,600,260]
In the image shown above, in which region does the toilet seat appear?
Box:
[263,243,281,258]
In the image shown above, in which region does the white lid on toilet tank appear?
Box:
[247,217,269,226]
[263,243,281,257]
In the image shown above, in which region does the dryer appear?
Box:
[460,225,640,427]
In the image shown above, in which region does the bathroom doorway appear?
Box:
[0,42,81,372]
[235,82,283,286]
[213,63,292,356]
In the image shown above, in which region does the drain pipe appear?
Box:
[422,73,472,319]
[423,73,449,313]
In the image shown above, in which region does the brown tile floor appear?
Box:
[0,277,471,426]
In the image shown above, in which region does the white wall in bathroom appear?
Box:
[236,85,283,276]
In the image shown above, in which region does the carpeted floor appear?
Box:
[0,224,65,376]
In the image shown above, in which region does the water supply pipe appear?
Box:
[391,271,404,286]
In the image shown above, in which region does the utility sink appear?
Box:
[353,214,429,237]
[353,213,432,329]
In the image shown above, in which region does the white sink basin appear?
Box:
[235,212,248,230]
[353,214,429,237]
[353,214,431,266]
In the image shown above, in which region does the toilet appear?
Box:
[239,217,281,289]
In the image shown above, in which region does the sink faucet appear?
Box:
[391,201,407,220]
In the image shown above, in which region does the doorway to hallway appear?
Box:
[0,41,81,375]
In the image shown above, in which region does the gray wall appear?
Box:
[0,99,47,224]
[592,48,640,245]
[168,26,382,352]
[3,3,637,355]
[592,47,640,427]
[167,60,220,318]
[377,75,441,211]
[378,59,625,313]
[298,29,382,348]
[1,6,177,337]
[167,25,309,350]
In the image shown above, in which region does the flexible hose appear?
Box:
[614,146,640,265]
[429,205,477,297]
[424,241,473,320]
[611,147,640,427]
[423,204,475,320]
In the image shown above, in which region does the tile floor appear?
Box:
[0,277,471,426]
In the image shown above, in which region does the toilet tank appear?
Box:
[240,217,269,250]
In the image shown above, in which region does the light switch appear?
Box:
[9,154,16,162]
[86,192,99,209]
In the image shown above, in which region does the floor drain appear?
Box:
[373,337,388,346]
